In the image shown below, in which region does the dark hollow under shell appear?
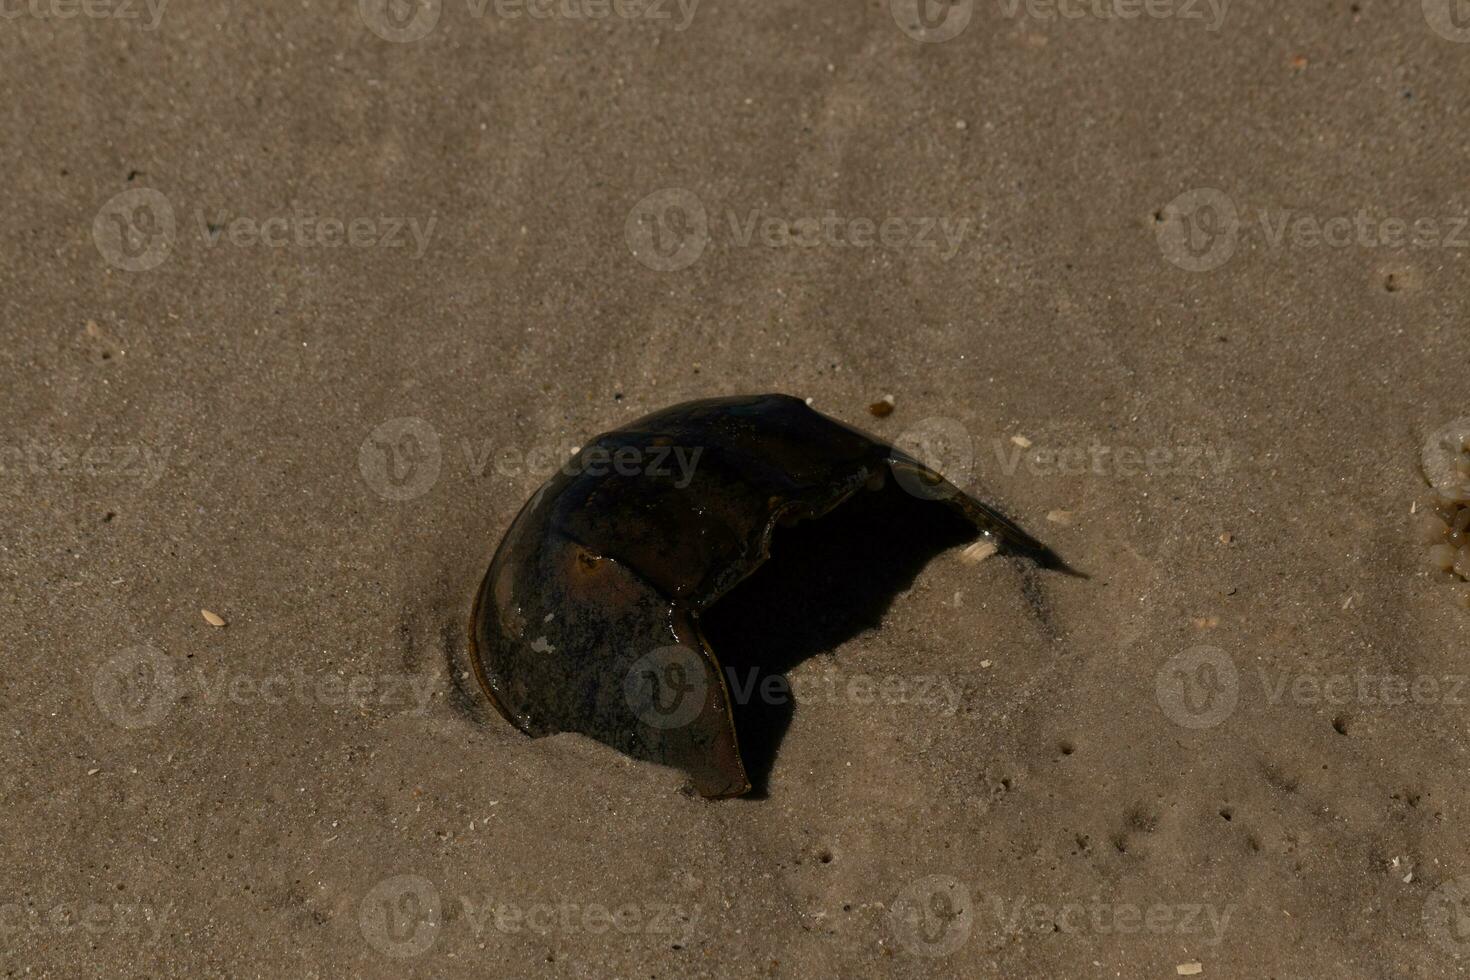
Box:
[468,394,1068,798]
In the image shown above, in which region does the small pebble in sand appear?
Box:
[1046,509,1073,525]
[1010,434,1032,448]
[1219,533,1233,544]
[868,395,895,418]
[1177,964,1203,977]
[961,541,998,565]
[201,609,227,627]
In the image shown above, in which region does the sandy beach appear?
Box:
[3,0,1470,975]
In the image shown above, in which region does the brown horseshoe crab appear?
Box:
[468,394,1072,798]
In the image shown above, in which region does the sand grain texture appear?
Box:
[1,1,1468,976]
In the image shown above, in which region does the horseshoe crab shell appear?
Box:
[468,394,1069,798]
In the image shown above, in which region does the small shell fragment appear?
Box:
[1010,435,1033,448]
[1177,965,1203,977]
[868,395,895,418]
[201,609,227,627]
[961,541,998,565]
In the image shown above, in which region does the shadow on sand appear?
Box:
[699,480,979,797]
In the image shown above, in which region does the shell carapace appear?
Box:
[468,394,1071,798]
